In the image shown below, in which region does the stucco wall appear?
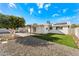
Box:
[35,26,69,34]
[26,25,69,34]
[36,26,44,33]
[59,27,69,34]
[49,27,69,34]
[36,26,48,34]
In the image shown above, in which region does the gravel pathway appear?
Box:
[0,36,79,56]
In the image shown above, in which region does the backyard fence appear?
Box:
[75,28,79,39]
[69,27,79,39]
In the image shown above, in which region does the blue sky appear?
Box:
[0,3,79,24]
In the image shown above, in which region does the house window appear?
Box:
[56,27,63,30]
[49,26,52,30]
[46,28,48,30]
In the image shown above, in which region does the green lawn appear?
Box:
[33,33,77,48]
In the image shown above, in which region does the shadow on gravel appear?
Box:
[15,36,53,47]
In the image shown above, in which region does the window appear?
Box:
[46,28,48,30]
[56,27,63,30]
[49,26,52,30]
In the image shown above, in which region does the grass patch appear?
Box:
[33,33,77,48]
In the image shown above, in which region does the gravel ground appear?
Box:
[0,36,79,56]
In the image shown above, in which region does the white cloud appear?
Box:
[44,3,51,10]
[37,3,44,9]
[8,3,16,8]
[63,8,68,13]
[30,8,34,15]
[52,13,59,17]
[37,3,51,10]
[38,10,41,14]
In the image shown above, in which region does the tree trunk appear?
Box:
[9,29,15,40]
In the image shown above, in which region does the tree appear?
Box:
[0,13,26,34]
[0,13,6,28]
[0,13,25,29]
[16,17,25,28]
[0,13,26,39]
[8,15,26,34]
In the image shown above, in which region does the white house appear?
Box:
[26,22,71,34]
[49,22,71,34]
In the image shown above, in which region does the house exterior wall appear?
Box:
[59,27,69,34]
[35,26,49,34]
[49,26,69,34]
[36,26,44,33]
[25,26,30,33]
[27,28,31,33]
[26,24,70,34]
[35,26,69,34]
[43,25,49,33]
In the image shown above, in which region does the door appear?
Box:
[33,27,36,33]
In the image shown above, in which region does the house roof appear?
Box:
[52,22,70,27]
[26,24,49,27]
[54,22,68,25]
[26,22,70,27]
